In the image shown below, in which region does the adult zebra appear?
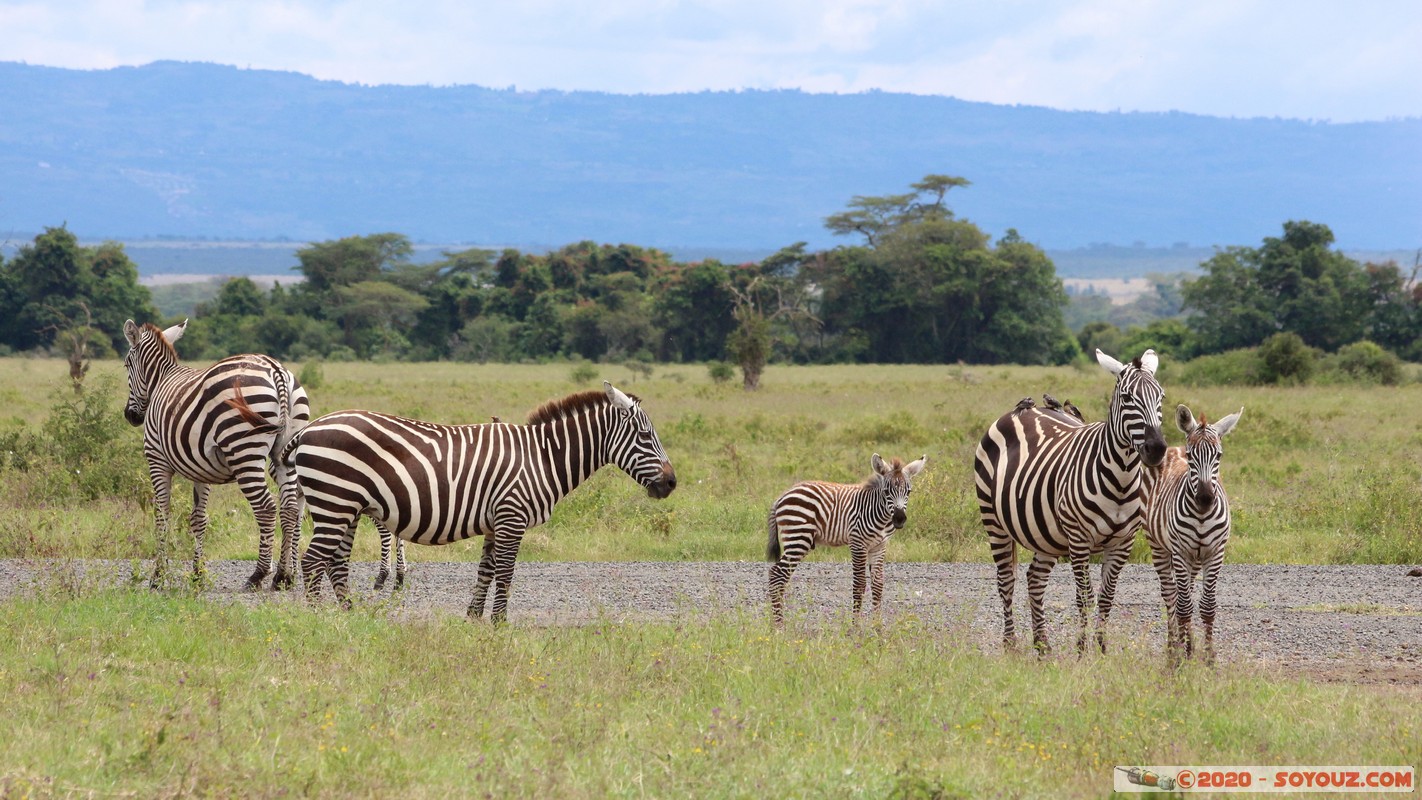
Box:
[122,319,308,590]
[1144,404,1243,664]
[285,382,676,621]
[974,349,1166,653]
[767,454,928,624]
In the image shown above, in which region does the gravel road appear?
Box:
[7,559,1420,684]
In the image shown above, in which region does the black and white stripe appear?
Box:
[286,382,676,621]
[122,319,309,590]
[974,349,1167,653]
[766,454,927,624]
[1144,404,1242,664]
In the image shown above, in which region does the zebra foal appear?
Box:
[1144,404,1242,665]
[767,454,928,624]
[975,349,1166,653]
[285,382,676,622]
[121,319,308,590]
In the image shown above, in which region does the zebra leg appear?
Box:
[374,518,393,590]
[768,542,809,626]
[234,466,280,591]
[1151,545,1176,626]
[1199,556,1223,666]
[271,462,303,591]
[394,536,407,590]
[850,541,868,615]
[467,535,499,619]
[1068,547,1095,655]
[1094,545,1132,654]
[869,544,886,614]
[148,468,176,589]
[187,482,213,590]
[1025,552,1055,655]
[487,531,527,625]
[990,533,1020,649]
[301,518,348,603]
[1170,555,1195,663]
[329,525,358,610]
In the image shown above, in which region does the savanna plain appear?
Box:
[1,358,1419,798]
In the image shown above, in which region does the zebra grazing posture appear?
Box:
[286,382,676,621]
[1144,404,1243,664]
[767,454,928,624]
[122,319,309,590]
[975,349,1166,653]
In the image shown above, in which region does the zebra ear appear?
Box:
[871,453,888,475]
[604,381,635,411]
[1214,407,1244,438]
[1096,349,1124,376]
[1175,404,1197,434]
[903,455,927,478]
[1139,349,1159,376]
[162,319,189,345]
[123,319,140,347]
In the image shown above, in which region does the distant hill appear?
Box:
[0,61,1418,251]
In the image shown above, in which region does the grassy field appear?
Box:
[2,357,1419,797]
[1,356,1419,568]
[0,586,1417,799]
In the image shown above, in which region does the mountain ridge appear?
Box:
[1,60,1417,250]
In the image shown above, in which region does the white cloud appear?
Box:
[0,0,1418,120]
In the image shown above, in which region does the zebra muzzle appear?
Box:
[124,406,144,426]
[646,463,677,499]
[892,511,907,529]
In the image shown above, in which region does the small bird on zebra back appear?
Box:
[975,349,1167,654]
[1143,404,1243,666]
[121,319,309,591]
[284,382,676,622]
[767,453,928,625]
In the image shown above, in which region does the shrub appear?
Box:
[707,361,735,384]
[298,360,325,391]
[1327,340,1403,385]
[1257,332,1317,385]
[569,362,599,383]
[1174,349,1262,386]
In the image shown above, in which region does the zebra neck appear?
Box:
[530,408,610,498]
[852,481,892,528]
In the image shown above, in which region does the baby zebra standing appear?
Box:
[767,454,928,624]
[1144,404,1243,665]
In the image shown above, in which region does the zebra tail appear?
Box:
[270,366,303,458]
[226,382,279,435]
[766,509,781,562]
[278,427,305,469]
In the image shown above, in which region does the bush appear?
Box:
[1257,332,1317,385]
[707,361,735,384]
[1174,349,1262,386]
[1326,340,1403,385]
[569,362,599,383]
[298,360,325,391]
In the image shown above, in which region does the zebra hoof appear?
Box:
[393,575,406,591]
[270,571,294,591]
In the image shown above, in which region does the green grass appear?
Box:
[0,357,1420,567]
[0,587,1416,799]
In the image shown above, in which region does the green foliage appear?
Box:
[1324,340,1403,385]
[1,376,146,504]
[1174,349,1262,387]
[707,361,735,384]
[569,362,599,383]
[1257,332,1318,385]
[298,360,325,391]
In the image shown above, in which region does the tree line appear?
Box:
[2,176,1418,387]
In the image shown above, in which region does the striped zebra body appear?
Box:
[287,382,675,622]
[767,454,927,624]
[122,319,309,590]
[1144,404,1242,664]
[974,349,1166,653]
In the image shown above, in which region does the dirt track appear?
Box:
[8,559,1421,685]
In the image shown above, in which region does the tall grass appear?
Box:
[0,589,1416,799]
[0,358,1419,566]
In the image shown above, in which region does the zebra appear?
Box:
[372,516,406,590]
[767,454,928,625]
[284,381,676,622]
[1143,404,1243,665]
[974,349,1167,653]
[121,319,309,590]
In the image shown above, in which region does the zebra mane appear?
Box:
[139,322,180,362]
[865,457,905,485]
[525,389,642,426]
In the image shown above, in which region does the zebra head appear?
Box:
[871,453,928,530]
[603,382,677,499]
[1176,404,1243,508]
[1096,348,1167,468]
[121,318,188,426]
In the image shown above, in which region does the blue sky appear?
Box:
[2,0,1419,122]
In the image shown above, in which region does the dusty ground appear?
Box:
[8,559,1420,685]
